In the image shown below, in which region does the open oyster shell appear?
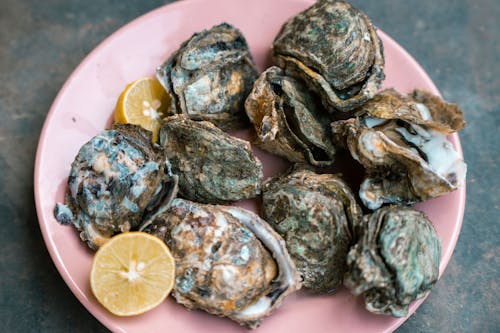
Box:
[159,115,263,204]
[344,206,441,317]
[245,66,335,166]
[53,124,178,250]
[355,89,466,133]
[273,0,384,112]
[262,166,362,292]
[140,198,301,329]
[156,23,259,131]
[331,89,466,210]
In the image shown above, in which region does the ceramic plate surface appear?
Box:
[34,0,465,332]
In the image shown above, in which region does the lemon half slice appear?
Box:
[90,232,175,316]
[114,77,171,142]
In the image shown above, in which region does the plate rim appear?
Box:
[34,0,466,332]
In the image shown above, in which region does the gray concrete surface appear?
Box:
[0,0,498,332]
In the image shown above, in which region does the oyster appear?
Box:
[344,206,441,317]
[331,89,466,210]
[262,166,362,292]
[140,198,301,329]
[156,23,259,130]
[54,124,178,249]
[159,115,263,204]
[273,0,385,112]
[245,66,335,166]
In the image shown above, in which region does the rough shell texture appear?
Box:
[140,198,301,329]
[355,89,466,133]
[273,0,384,112]
[156,22,259,131]
[245,66,335,166]
[54,124,178,250]
[159,115,263,204]
[331,89,466,210]
[344,206,441,317]
[262,166,362,292]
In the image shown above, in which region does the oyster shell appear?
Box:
[54,124,178,250]
[331,89,466,210]
[262,166,362,292]
[355,89,466,133]
[159,115,263,204]
[344,206,441,317]
[273,0,385,112]
[156,23,259,130]
[245,66,335,166]
[140,198,301,329]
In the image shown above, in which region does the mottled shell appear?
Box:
[344,206,441,317]
[262,166,362,292]
[331,89,466,210]
[54,124,178,250]
[245,66,335,166]
[156,23,259,130]
[356,89,466,133]
[273,0,384,112]
[159,115,263,203]
[140,199,301,329]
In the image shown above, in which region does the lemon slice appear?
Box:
[90,232,175,316]
[114,77,171,142]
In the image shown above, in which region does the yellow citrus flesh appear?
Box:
[114,77,171,142]
[90,232,175,316]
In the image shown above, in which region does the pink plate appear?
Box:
[34,0,465,332]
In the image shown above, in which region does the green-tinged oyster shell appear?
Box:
[245,66,335,166]
[140,198,301,329]
[273,0,384,112]
[344,206,441,317]
[156,23,258,130]
[331,89,466,210]
[53,124,178,250]
[159,115,263,204]
[262,166,362,292]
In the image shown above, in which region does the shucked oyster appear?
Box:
[156,23,259,131]
[245,66,335,166]
[332,89,466,210]
[273,0,385,112]
[159,115,263,204]
[344,206,441,317]
[54,124,178,250]
[262,166,362,292]
[140,198,301,329]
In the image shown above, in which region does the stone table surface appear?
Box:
[1,0,498,332]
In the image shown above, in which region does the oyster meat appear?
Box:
[262,166,362,292]
[273,0,385,112]
[54,124,178,249]
[140,198,301,329]
[156,23,259,130]
[159,115,263,204]
[344,205,441,317]
[245,66,335,166]
[331,89,467,210]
